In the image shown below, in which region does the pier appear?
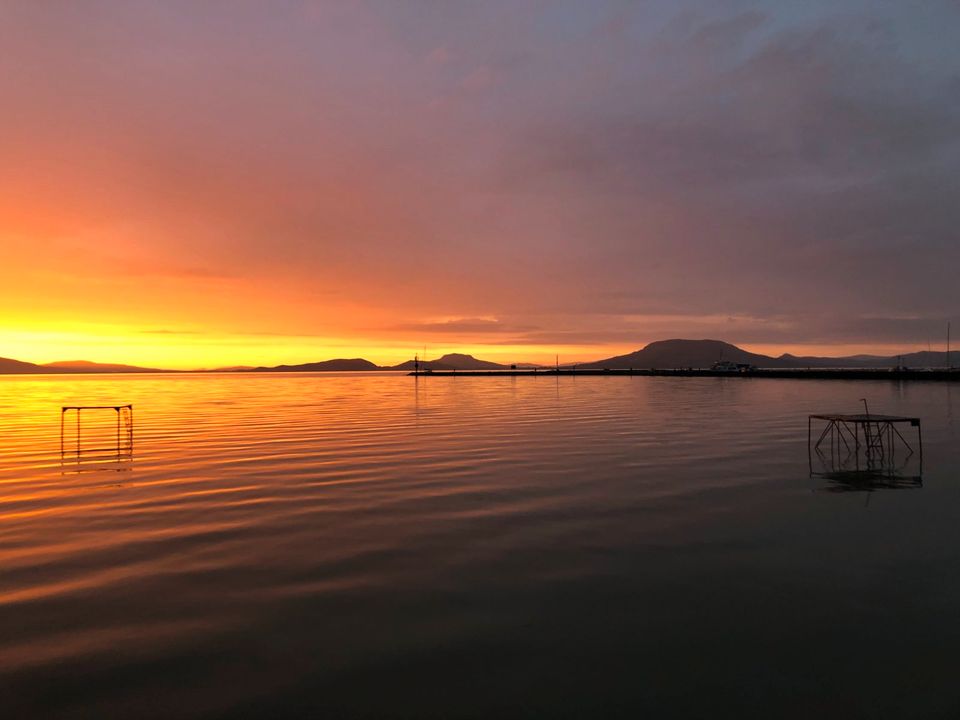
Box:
[410,368,960,381]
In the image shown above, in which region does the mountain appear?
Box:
[390,353,509,371]
[0,357,163,374]
[585,340,956,370]
[252,358,380,372]
[781,350,953,368]
[391,359,455,371]
[777,353,872,368]
[1,344,952,375]
[758,350,956,369]
[582,340,786,369]
[42,360,166,373]
[894,351,953,367]
[0,357,48,374]
[433,353,508,370]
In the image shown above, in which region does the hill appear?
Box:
[780,350,953,368]
[586,340,955,370]
[432,353,508,370]
[42,360,166,373]
[0,345,952,375]
[582,340,785,369]
[390,353,509,371]
[0,357,49,374]
[252,358,380,372]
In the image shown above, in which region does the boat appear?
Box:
[712,360,741,372]
[711,360,756,373]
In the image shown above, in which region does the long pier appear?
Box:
[410,368,960,381]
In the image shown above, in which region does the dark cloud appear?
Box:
[487,4,960,333]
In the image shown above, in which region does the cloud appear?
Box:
[459,65,496,91]
[426,46,452,66]
[386,317,537,334]
[1,1,957,354]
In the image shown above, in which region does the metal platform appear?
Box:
[809,413,921,424]
[808,405,922,481]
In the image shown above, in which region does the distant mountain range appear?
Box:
[43,360,167,373]
[251,353,514,372]
[0,357,167,374]
[580,339,954,370]
[0,357,48,374]
[1,341,955,375]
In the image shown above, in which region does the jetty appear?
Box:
[409,368,959,381]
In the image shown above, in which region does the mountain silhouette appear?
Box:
[584,339,954,369]
[0,357,48,374]
[777,350,952,368]
[390,353,508,371]
[0,358,165,374]
[0,342,953,374]
[581,340,784,369]
[43,360,165,373]
[252,358,380,372]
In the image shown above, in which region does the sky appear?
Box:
[1,0,958,368]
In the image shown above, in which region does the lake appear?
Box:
[1,373,958,718]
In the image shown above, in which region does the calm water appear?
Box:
[1,373,958,718]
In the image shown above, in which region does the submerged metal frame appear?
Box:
[808,411,922,479]
[61,404,134,470]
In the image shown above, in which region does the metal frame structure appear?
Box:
[61,404,133,470]
[808,408,921,481]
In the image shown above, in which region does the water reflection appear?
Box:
[815,468,922,493]
[1,373,958,718]
[947,381,954,430]
[810,435,922,482]
[808,411,923,492]
[810,442,922,493]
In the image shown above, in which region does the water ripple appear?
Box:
[1,373,958,717]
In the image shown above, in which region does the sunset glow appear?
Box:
[2,2,957,368]
[3,4,960,717]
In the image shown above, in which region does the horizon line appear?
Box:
[3,337,955,374]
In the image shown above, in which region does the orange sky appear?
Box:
[1,2,956,369]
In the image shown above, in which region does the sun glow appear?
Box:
[0,324,635,370]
